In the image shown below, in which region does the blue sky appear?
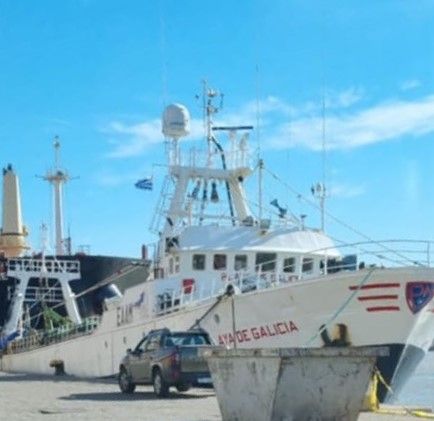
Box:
[1,0,434,257]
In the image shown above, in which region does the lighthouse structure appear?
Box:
[0,164,29,257]
[42,137,71,256]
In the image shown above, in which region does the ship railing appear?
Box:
[154,239,433,315]
[169,145,254,171]
[7,258,80,275]
[24,286,64,304]
[6,316,101,354]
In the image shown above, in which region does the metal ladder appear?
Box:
[149,175,173,234]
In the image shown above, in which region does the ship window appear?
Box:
[302,257,314,274]
[192,254,206,270]
[175,255,180,273]
[234,254,248,271]
[283,257,296,273]
[213,254,227,270]
[169,258,174,274]
[255,253,276,272]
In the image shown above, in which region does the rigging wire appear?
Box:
[264,166,422,266]
[158,0,168,108]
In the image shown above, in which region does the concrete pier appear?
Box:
[0,371,425,421]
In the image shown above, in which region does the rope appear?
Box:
[365,367,434,419]
[188,288,232,331]
[304,267,376,346]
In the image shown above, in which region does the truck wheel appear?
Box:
[176,383,190,392]
[118,368,136,394]
[153,369,169,397]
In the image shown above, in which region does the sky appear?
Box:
[1,0,434,259]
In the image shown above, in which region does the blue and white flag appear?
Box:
[135,177,153,190]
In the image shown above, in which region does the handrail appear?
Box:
[154,239,434,316]
[7,316,101,354]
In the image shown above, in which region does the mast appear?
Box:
[258,158,264,221]
[312,88,327,232]
[42,137,71,256]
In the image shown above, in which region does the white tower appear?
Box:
[43,137,70,256]
[0,164,29,257]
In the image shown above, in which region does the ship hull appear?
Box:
[2,266,434,402]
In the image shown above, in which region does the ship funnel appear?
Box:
[0,165,29,257]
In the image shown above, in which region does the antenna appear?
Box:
[311,182,326,231]
[313,2,328,233]
[258,158,264,220]
[311,88,328,232]
[201,80,223,164]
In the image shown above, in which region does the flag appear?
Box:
[135,177,153,190]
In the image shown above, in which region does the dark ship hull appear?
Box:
[0,254,149,332]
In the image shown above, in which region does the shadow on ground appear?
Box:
[0,372,116,384]
[60,391,214,401]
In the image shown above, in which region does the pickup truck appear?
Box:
[118,328,213,397]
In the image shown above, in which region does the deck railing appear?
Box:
[6,316,100,354]
[154,239,433,316]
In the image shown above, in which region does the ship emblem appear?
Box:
[406,282,434,314]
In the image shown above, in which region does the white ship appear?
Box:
[2,85,434,402]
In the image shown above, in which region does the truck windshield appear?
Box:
[165,333,211,346]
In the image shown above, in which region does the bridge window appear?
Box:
[302,257,314,274]
[283,257,296,273]
[192,254,206,270]
[255,253,277,272]
[213,254,227,270]
[234,254,248,271]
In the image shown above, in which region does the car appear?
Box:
[118,328,213,397]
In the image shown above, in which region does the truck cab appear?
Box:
[118,328,212,397]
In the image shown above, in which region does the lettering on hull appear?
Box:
[218,321,299,346]
[116,292,146,327]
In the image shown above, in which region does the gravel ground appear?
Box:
[0,372,423,421]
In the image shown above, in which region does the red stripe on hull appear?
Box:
[366,306,400,312]
[349,283,400,291]
[358,295,399,301]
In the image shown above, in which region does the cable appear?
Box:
[264,166,421,267]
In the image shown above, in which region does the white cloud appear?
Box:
[268,95,434,150]
[103,118,205,158]
[326,87,364,108]
[103,119,162,158]
[400,79,421,91]
[329,183,366,198]
[102,90,434,157]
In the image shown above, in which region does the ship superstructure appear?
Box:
[0,141,148,350]
[2,85,434,403]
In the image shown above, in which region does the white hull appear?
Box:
[3,266,434,394]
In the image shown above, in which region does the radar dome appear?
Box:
[162,103,190,139]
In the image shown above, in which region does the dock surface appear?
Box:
[0,372,425,420]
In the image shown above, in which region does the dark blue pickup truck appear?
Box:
[118,328,213,397]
